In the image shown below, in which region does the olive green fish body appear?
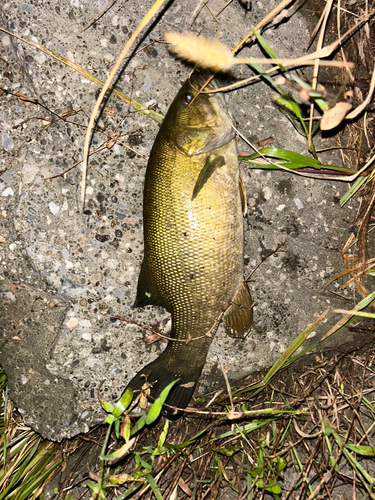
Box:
[127,73,252,414]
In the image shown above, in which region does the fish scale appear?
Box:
[125,71,253,416]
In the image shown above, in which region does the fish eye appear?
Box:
[183,92,193,105]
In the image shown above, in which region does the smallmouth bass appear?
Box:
[126,71,253,416]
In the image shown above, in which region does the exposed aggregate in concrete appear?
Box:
[0,0,359,440]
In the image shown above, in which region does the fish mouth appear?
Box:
[189,69,218,93]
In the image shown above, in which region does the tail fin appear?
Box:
[126,354,203,418]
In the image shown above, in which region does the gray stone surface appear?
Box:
[0,0,358,440]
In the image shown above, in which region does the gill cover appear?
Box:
[168,73,235,157]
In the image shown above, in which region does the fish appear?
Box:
[125,71,253,417]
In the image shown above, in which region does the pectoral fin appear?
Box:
[192,155,226,200]
[239,173,247,216]
[223,281,253,338]
[134,258,165,308]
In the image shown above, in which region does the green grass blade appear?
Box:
[234,307,330,397]
[240,147,355,174]
[340,176,367,206]
[146,379,178,425]
[253,28,287,72]
[146,474,163,500]
[2,385,8,469]
[16,455,61,500]
[130,415,146,436]
[0,437,41,499]
[113,482,143,500]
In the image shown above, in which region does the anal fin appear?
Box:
[223,281,253,338]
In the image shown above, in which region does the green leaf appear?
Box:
[212,446,241,457]
[290,75,330,111]
[101,437,136,461]
[146,379,179,425]
[273,95,297,115]
[248,468,262,479]
[87,480,102,494]
[265,481,282,495]
[101,399,114,414]
[346,444,375,456]
[156,420,169,449]
[273,456,287,473]
[121,415,131,443]
[105,415,115,425]
[17,456,62,500]
[113,482,143,500]
[114,417,120,439]
[113,388,133,418]
[130,415,146,436]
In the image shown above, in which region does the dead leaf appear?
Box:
[101,104,117,116]
[180,381,195,388]
[178,477,192,496]
[144,332,162,345]
[320,101,352,130]
[255,137,274,148]
[10,283,17,298]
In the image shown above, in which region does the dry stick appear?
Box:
[188,0,297,103]
[325,256,375,289]
[207,9,375,95]
[337,0,354,84]
[81,0,168,205]
[347,64,375,119]
[44,136,147,181]
[232,0,294,54]
[84,243,283,347]
[218,358,234,411]
[215,0,234,17]
[81,0,119,32]
[163,457,187,500]
[340,234,375,309]
[308,0,334,151]
[43,144,108,180]
[0,27,164,126]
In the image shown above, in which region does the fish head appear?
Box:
[164,70,235,157]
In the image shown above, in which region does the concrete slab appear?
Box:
[0,0,360,440]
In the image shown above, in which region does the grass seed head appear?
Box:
[165,32,235,73]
